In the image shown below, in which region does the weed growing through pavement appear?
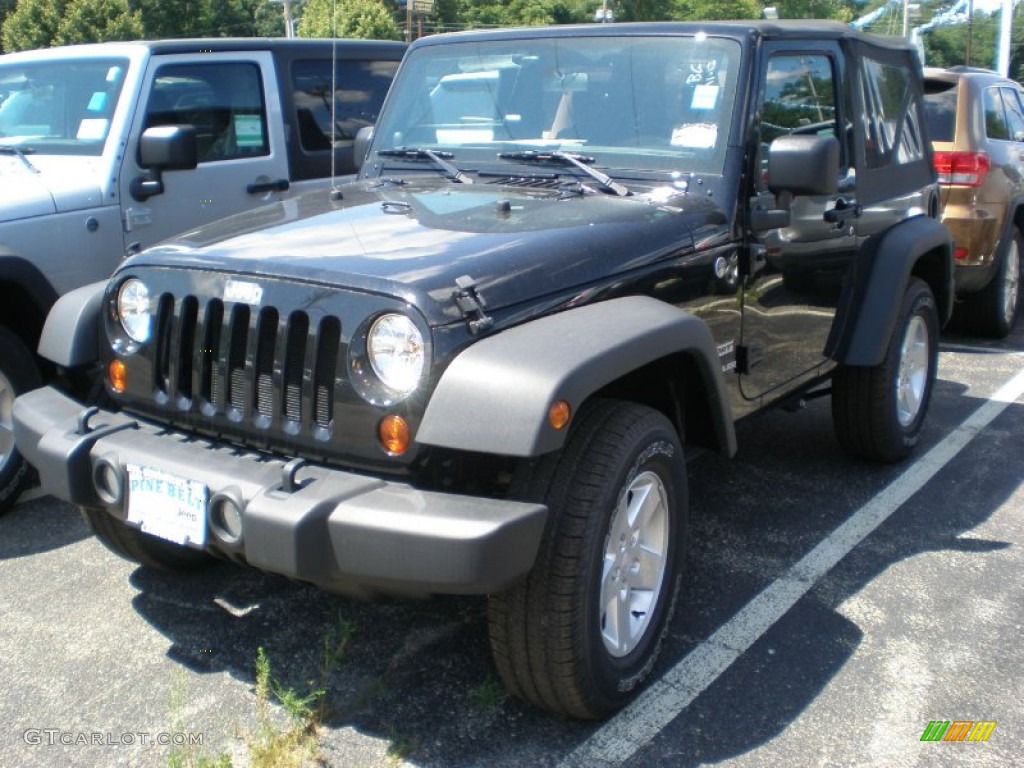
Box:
[247,611,356,768]
[469,673,508,710]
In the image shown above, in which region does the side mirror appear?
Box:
[765,135,839,196]
[354,125,374,172]
[131,125,199,202]
[751,135,839,231]
[138,125,198,170]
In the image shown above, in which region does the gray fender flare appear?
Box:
[416,296,737,457]
[829,215,953,367]
[37,281,107,367]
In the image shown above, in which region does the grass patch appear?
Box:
[247,611,356,768]
[469,673,508,710]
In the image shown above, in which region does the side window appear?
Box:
[859,56,926,169]
[144,62,268,162]
[292,59,400,151]
[984,87,1010,140]
[1000,87,1024,141]
[758,54,842,191]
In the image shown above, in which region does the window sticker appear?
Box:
[691,84,719,111]
[77,118,108,140]
[234,114,264,148]
[87,92,108,112]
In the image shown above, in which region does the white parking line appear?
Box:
[561,364,1024,768]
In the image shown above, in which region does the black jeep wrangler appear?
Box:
[14,22,953,719]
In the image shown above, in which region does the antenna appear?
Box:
[329,0,343,200]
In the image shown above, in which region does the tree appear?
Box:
[297,0,403,39]
[2,0,65,52]
[54,0,143,45]
[671,0,760,20]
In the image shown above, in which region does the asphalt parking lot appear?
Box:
[2,321,1021,768]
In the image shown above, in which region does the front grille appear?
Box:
[151,295,340,436]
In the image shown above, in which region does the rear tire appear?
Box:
[832,277,938,462]
[80,506,212,570]
[487,400,687,719]
[0,327,42,516]
[965,229,1021,339]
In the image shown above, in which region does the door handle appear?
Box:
[247,178,290,194]
[823,197,861,224]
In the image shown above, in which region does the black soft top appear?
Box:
[409,20,917,54]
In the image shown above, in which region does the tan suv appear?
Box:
[923,66,1024,338]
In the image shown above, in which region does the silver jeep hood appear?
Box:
[0,154,105,222]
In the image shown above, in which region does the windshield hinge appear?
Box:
[454,275,494,335]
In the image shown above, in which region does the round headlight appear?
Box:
[117,279,152,343]
[368,313,424,395]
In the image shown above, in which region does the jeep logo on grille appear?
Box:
[223,279,263,305]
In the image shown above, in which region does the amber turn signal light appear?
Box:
[108,359,127,393]
[548,399,571,430]
[378,414,411,455]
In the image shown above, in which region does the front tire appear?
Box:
[832,277,939,462]
[487,400,687,719]
[965,229,1022,339]
[80,506,212,570]
[0,327,42,516]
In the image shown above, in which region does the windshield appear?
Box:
[370,35,740,177]
[0,58,129,156]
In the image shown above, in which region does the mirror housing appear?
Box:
[131,125,199,202]
[751,135,840,231]
[766,135,839,196]
[138,124,198,170]
[354,126,374,172]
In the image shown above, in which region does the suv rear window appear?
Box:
[922,80,957,142]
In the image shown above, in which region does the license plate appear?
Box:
[126,465,208,548]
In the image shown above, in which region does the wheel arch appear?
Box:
[416,296,737,459]
[828,215,953,367]
[0,255,59,358]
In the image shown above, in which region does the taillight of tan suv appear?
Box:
[924,66,1024,338]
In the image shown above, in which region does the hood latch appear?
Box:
[454,275,494,335]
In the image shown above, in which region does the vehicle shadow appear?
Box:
[123,372,1023,767]
[0,493,91,560]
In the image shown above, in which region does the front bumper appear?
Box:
[13,387,547,596]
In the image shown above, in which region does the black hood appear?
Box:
[125,179,725,326]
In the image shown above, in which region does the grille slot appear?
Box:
[254,308,278,419]
[283,312,309,423]
[201,300,224,407]
[227,304,250,412]
[177,297,198,399]
[314,317,340,428]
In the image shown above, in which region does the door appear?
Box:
[740,44,856,403]
[118,52,290,250]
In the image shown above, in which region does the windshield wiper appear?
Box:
[497,150,629,196]
[376,147,473,184]
[0,146,40,174]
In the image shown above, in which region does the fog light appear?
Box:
[210,492,244,543]
[93,459,123,506]
[548,400,571,430]
[108,359,127,393]
[378,414,410,455]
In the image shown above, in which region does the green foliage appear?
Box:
[469,673,508,709]
[671,0,760,20]
[297,0,403,40]
[54,0,143,46]
[772,0,852,22]
[2,0,64,52]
